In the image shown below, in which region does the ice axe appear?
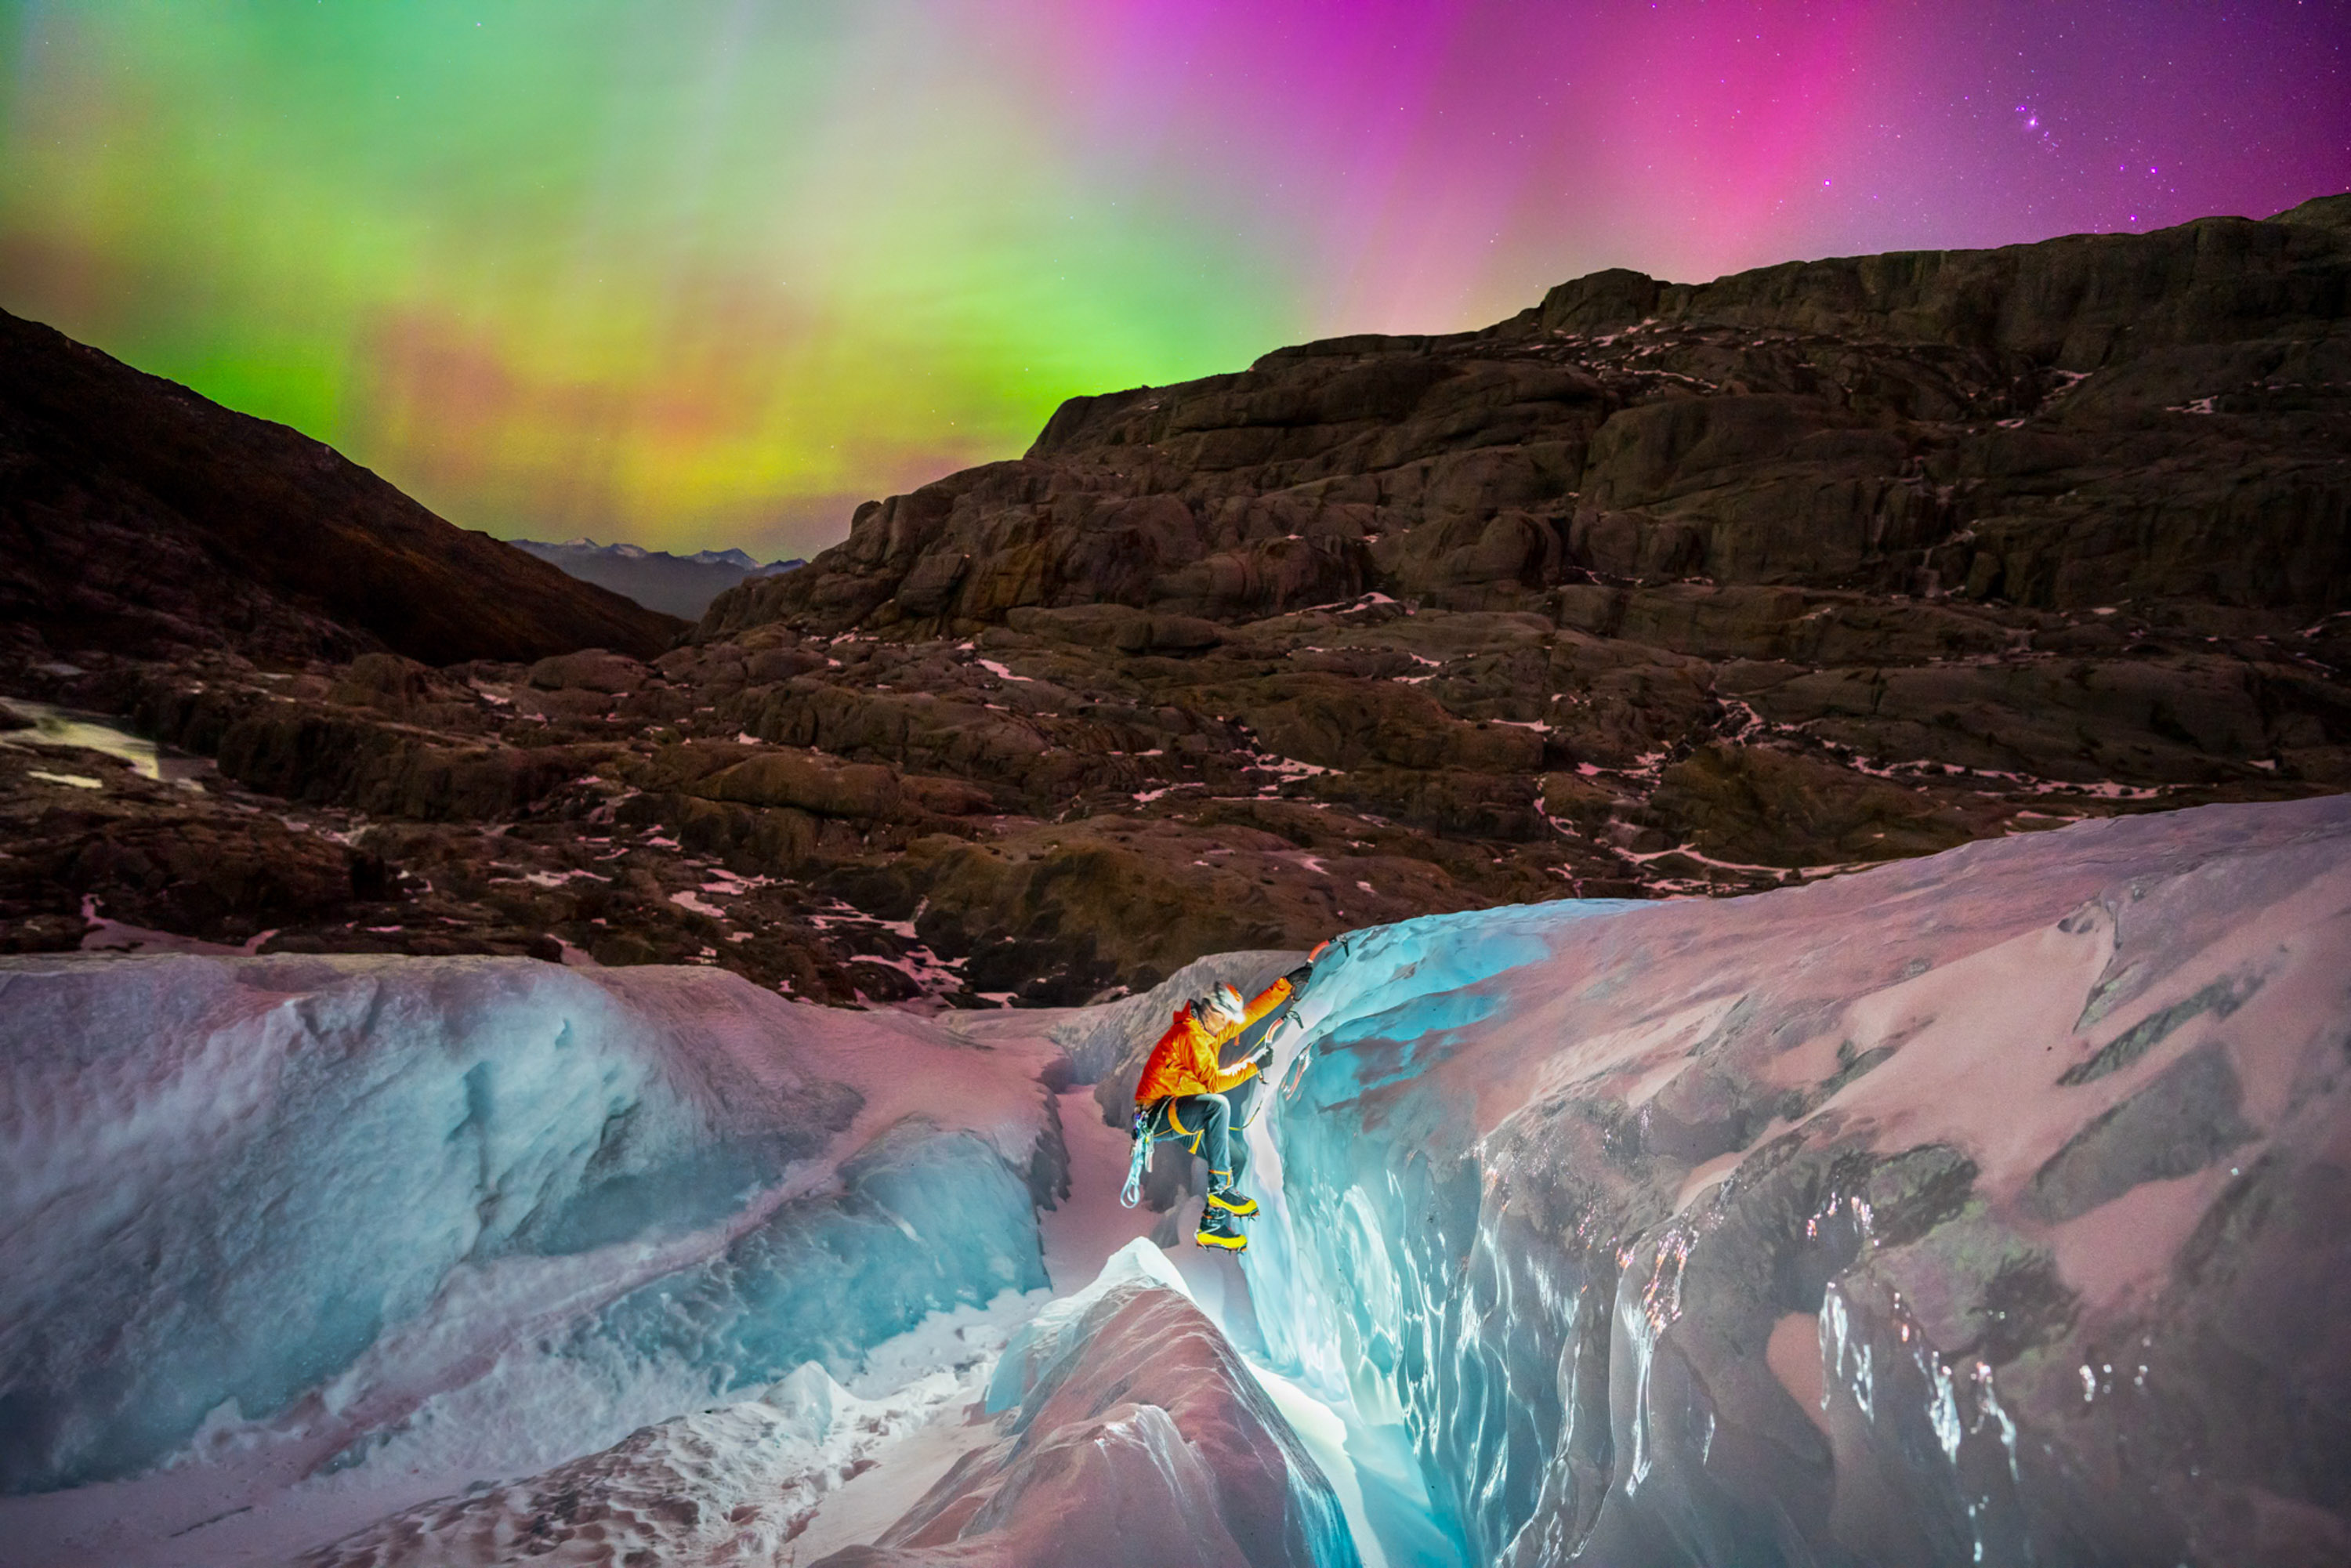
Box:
[1274,936,1347,1103]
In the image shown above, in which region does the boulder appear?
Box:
[527,649,650,693]
[700,751,904,820]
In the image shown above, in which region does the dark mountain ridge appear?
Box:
[720,193,2349,639]
[3,201,2346,1006]
[0,307,682,665]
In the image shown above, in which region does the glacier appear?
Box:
[0,954,1074,1562]
[820,1238,1357,1568]
[1232,794,2351,1566]
[5,793,2351,1566]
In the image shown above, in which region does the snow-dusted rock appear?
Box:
[1248,795,2351,1567]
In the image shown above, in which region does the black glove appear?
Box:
[1283,963,1313,990]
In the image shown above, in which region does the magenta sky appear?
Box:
[1059,0,2351,334]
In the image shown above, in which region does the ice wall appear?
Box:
[0,954,1063,1555]
[1246,796,2351,1566]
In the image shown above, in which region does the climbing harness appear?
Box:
[1119,1095,1208,1207]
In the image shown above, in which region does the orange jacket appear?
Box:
[1133,976,1298,1104]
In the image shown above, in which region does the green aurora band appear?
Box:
[2,1,1292,555]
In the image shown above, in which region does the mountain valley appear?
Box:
[5,198,2347,1006]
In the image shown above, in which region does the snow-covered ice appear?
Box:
[860,1239,1358,1568]
[302,1361,973,1567]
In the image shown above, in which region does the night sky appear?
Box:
[3,1,2345,558]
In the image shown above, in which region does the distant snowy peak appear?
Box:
[527,537,797,572]
[511,538,806,618]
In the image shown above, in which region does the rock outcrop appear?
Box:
[719,195,2350,635]
[2,202,2346,999]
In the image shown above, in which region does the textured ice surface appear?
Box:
[1242,795,2351,1566]
[295,1243,1368,1568]
[14,794,2351,1567]
[0,956,1068,1563]
[828,1240,1359,1568]
[301,1360,973,1567]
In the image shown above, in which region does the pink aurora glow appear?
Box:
[1041,0,2346,334]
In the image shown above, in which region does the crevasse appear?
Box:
[1242,901,1636,1566]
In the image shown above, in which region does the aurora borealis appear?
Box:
[3,2,2346,559]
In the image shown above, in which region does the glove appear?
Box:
[1283,963,1313,990]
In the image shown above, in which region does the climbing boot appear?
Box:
[1195,1208,1248,1251]
[1205,1186,1259,1218]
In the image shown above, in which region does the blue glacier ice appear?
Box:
[1238,901,1640,1560]
[1237,796,2351,1566]
[590,1116,1044,1395]
[0,954,1066,1561]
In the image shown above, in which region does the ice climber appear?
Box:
[1132,951,1320,1252]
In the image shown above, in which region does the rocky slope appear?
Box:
[730,193,2350,632]
[0,308,681,665]
[685,194,2348,963]
[2,200,2345,1002]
